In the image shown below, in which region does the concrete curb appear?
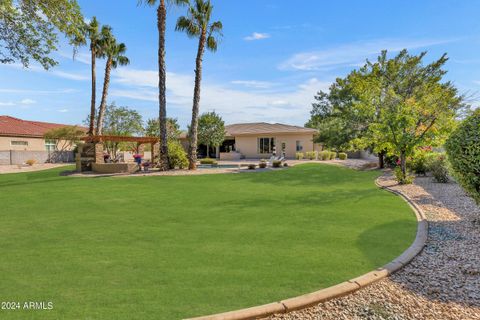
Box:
[185,175,428,320]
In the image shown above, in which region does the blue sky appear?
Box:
[1,0,479,128]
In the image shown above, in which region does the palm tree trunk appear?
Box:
[157,1,169,171]
[88,46,96,136]
[95,58,112,136]
[188,31,207,170]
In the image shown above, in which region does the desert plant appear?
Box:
[25,159,36,166]
[283,162,289,167]
[319,151,329,161]
[329,151,336,160]
[445,109,480,203]
[199,158,217,165]
[247,164,256,170]
[295,152,304,160]
[259,161,267,169]
[394,166,414,184]
[338,152,347,160]
[168,140,188,169]
[305,151,317,160]
[272,160,282,168]
[428,154,450,183]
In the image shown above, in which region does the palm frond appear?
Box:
[175,16,201,37]
[206,35,217,52]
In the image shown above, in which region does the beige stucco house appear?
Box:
[182,122,321,160]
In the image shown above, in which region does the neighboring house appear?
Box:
[0,116,82,165]
[182,122,321,159]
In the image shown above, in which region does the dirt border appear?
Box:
[184,175,428,320]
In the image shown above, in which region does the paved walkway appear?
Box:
[0,163,71,175]
[269,174,480,320]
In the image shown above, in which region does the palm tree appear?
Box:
[175,0,222,170]
[142,0,189,171]
[73,17,103,136]
[95,27,129,135]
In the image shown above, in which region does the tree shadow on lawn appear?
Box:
[358,178,480,308]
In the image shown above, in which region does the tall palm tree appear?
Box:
[143,0,189,171]
[95,27,129,136]
[176,0,222,170]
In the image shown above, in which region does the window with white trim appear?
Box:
[296,140,303,152]
[45,139,57,152]
[257,137,275,154]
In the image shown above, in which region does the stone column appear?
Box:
[152,142,160,164]
[95,143,104,164]
[137,143,145,156]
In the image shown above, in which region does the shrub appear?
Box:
[427,154,449,183]
[295,152,304,160]
[410,152,429,176]
[394,167,414,184]
[168,141,188,169]
[259,161,267,168]
[445,110,480,203]
[338,152,347,160]
[283,162,288,167]
[272,160,282,168]
[247,164,256,170]
[305,151,317,160]
[319,151,329,161]
[25,159,36,166]
[199,158,217,165]
[329,151,336,160]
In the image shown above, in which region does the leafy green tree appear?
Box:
[445,109,480,203]
[95,27,129,135]
[145,117,181,141]
[176,0,223,169]
[0,0,84,69]
[141,0,189,171]
[197,111,225,158]
[95,103,144,156]
[353,50,463,183]
[44,126,85,162]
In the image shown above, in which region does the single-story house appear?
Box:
[181,122,322,159]
[0,115,81,165]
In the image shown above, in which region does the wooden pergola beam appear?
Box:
[81,135,160,144]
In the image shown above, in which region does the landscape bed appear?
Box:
[0,164,416,319]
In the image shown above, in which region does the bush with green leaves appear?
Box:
[295,152,304,160]
[319,151,329,161]
[199,158,217,165]
[259,161,267,168]
[445,110,480,202]
[272,160,282,168]
[410,151,430,176]
[305,151,317,160]
[247,164,256,170]
[329,151,336,160]
[394,166,414,184]
[338,152,347,160]
[168,141,188,169]
[428,154,449,183]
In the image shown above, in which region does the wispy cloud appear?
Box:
[20,98,36,105]
[474,80,480,85]
[2,63,88,81]
[0,101,15,106]
[279,38,457,71]
[231,80,275,89]
[244,32,270,41]
[111,68,329,125]
[57,109,69,113]
[0,88,77,94]
[58,51,91,65]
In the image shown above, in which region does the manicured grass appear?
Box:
[0,164,416,319]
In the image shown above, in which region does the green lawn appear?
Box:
[0,164,416,319]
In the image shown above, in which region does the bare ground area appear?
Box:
[269,173,480,320]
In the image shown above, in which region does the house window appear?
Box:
[296,140,303,152]
[45,139,57,152]
[257,137,275,154]
[11,140,28,146]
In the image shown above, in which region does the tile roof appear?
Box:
[224,122,317,136]
[0,115,85,138]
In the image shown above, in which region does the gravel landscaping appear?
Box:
[269,173,480,320]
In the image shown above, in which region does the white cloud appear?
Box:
[2,63,88,81]
[0,88,77,94]
[244,32,270,41]
[20,98,36,105]
[57,109,69,113]
[231,80,275,89]
[474,80,480,85]
[279,38,457,71]
[0,101,15,106]
[58,51,91,65]
[111,68,330,125]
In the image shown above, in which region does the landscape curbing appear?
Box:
[185,174,428,320]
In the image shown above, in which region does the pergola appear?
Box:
[77,135,161,172]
